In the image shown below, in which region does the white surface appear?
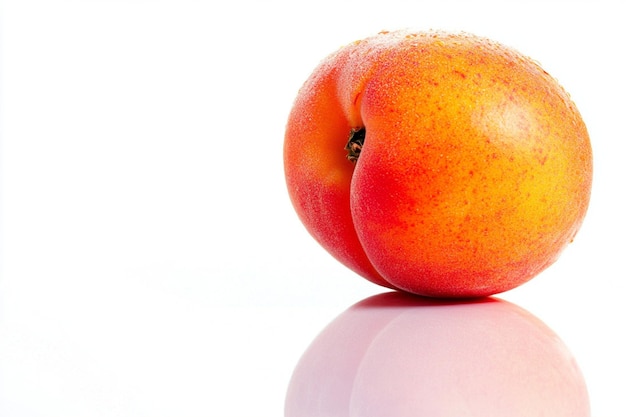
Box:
[1,1,624,416]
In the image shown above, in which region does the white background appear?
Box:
[1,1,624,416]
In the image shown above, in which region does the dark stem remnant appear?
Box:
[345,127,366,163]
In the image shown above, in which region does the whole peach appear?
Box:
[284,30,592,297]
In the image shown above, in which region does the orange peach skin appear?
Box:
[284,30,592,297]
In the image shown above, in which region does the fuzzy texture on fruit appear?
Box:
[284,30,592,297]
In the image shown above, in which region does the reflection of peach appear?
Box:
[285,292,589,417]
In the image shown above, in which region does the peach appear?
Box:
[284,30,592,297]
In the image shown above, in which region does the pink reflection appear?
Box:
[285,292,589,417]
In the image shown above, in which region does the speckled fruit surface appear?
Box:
[284,30,592,297]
